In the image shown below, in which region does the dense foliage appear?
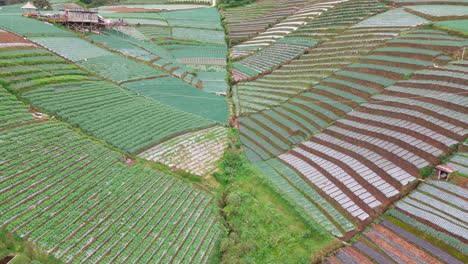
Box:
[213,130,339,263]
[32,0,51,10]
[0,229,60,264]
[0,0,21,6]
[80,0,114,7]
[218,0,255,8]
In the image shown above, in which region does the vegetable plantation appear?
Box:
[326,180,468,264]
[1,0,468,263]
[0,85,221,263]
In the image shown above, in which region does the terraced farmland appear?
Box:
[273,60,468,232]
[1,0,468,263]
[139,126,228,176]
[100,7,229,94]
[238,28,466,162]
[0,86,221,264]
[233,7,427,112]
[223,0,313,42]
[446,145,468,176]
[241,57,468,239]
[0,45,223,157]
[28,36,167,83]
[123,77,230,123]
[326,180,468,264]
[231,0,389,81]
[0,29,35,48]
[0,48,93,92]
[230,0,348,58]
[392,0,468,6]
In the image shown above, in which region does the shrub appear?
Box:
[419,166,433,178]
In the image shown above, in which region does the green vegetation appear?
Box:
[78,0,115,7]
[123,78,229,123]
[0,47,218,154]
[419,166,434,178]
[386,212,468,258]
[434,20,468,36]
[218,0,255,8]
[32,0,51,10]
[0,229,60,264]
[0,0,24,6]
[213,130,339,263]
[0,85,222,263]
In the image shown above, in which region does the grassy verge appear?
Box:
[212,129,339,264]
[218,0,256,9]
[0,228,60,264]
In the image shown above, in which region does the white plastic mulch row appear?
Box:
[138,126,227,176]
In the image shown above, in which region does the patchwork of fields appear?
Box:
[0,85,221,263]
[326,180,467,264]
[1,0,467,263]
[226,0,468,261]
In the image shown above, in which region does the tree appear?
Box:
[0,0,24,5]
[218,0,255,8]
[33,0,51,10]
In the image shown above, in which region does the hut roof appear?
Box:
[436,164,458,174]
[22,2,38,10]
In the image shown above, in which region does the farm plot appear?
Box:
[0,15,73,37]
[0,46,217,155]
[28,36,167,83]
[223,0,312,42]
[95,30,202,87]
[168,44,227,63]
[326,180,468,263]
[113,25,148,41]
[289,0,388,42]
[392,0,468,6]
[104,7,223,42]
[435,20,468,35]
[101,3,210,11]
[0,3,23,15]
[0,84,36,129]
[0,86,221,263]
[172,27,225,44]
[78,55,166,83]
[351,7,428,27]
[230,0,349,58]
[139,126,228,176]
[232,42,315,82]
[137,26,172,39]
[233,5,409,114]
[21,80,216,154]
[164,44,228,93]
[0,47,92,92]
[237,28,466,162]
[405,5,468,19]
[446,150,468,176]
[104,7,229,93]
[28,37,111,62]
[0,30,35,48]
[274,60,468,228]
[231,0,388,82]
[254,159,357,239]
[123,77,229,123]
[196,71,229,94]
[87,33,158,60]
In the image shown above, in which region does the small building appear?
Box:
[21,1,38,16]
[435,164,458,180]
[61,9,104,31]
[64,9,99,23]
